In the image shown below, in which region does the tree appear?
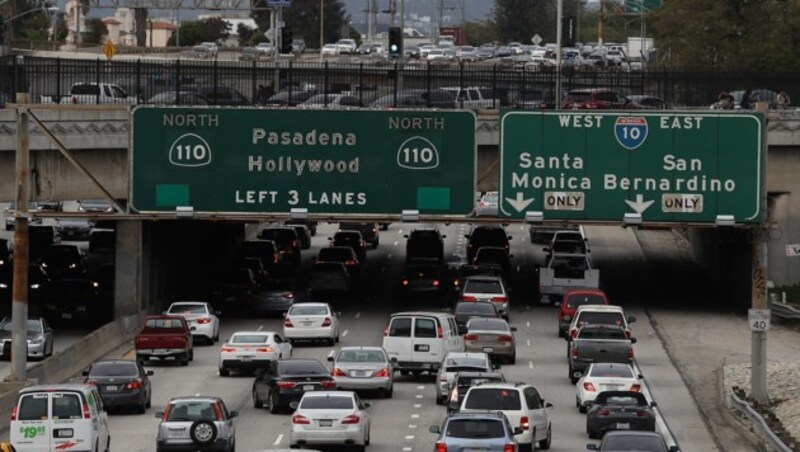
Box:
[9,0,53,41]
[463,20,498,46]
[237,22,254,46]
[167,17,230,47]
[251,0,348,48]
[493,0,556,43]
[83,17,107,45]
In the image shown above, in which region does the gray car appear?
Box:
[328,346,394,397]
[155,396,238,452]
[464,317,517,364]
[429,411,522,451]
[435,352,495,405]
[0,316,54,360]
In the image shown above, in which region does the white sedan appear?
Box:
[321,44,339,56]
[283,302,340,345]
[576,362,642,413]
[165,301,220,344]
[290,391,370,450]
[218,331,292,376]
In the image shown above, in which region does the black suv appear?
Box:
[339,222,380,248]
[465,225,511,263]
[252,358,336,413]
[258,227,302,265]
[330,231,367,261]
[241,240,281,272]
[405,227,446,263]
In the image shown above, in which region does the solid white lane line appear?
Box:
[526,339,531,346]
[355,312,361,319]
[257,325,263,331]
[406,435,415,440]
[273,434,283,446]
[411,414,420,418]
[414,404,422,408]
[526,321,531,328]
[394,241,399,246]
[528,361,533,369]
[342,330,349,337]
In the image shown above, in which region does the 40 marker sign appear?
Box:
[614,116,648,150]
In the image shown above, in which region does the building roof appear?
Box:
[103,18,121,25]
[150,21,176,30]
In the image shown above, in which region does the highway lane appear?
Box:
[47,221,718,452]
[0,328,92,380]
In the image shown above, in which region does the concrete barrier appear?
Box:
[0,312,144,432]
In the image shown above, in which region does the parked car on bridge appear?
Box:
[147,90,211,105]
[370,89,456,109]
[300,93,364,108]
[0,316,54,360]
[562,88,641,110]
[40,82,138,105]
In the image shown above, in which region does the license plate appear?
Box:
[61,313,72,319]
[352,371,368,377]
[616,423,630,430]
[303,385,316,391]
[415,344,430,352]
[319,420,333,427]
[483,347,494,353]
[105,385,118,392]
[241,356,253,362]
[168,429,185,438]
[154,349,168,354]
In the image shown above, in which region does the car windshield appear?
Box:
[230,334,269,344]
[475,249,507,262]
[445,357,487,368]
[300,396,354,409]
[598,394,647,406]
[590,365,634,378]
[337,349,385,363]
[456,303,496,315]
[602,435,665,450]
[280,360,326,374]
[0,319,41,332]
[289,305,328,316]
[552,240,586,253]
[89,362,138,377]
[578,312,625,327]
[459,376,503,387]
[566,92,592,102]
[167,401,217,421]
[334,232,361,243]
[464,388,521,410]
[446,419,505,439]
[467,319,507,332]
[144,318,184,329]
[566,293,606,308]
[168,304,206,315]
[464,279,503,294]
[579,327,626,340]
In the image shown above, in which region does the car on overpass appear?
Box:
[0,316,54,360]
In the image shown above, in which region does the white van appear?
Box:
[382,311,464,375]
[11,384,111,452]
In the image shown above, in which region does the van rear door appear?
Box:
[50,391,91,451]
[412,317,441,366]
[382,316,413,363]
[11,392,50,451]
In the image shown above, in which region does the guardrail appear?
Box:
[728,387,793,452]
[632,362,681,450]
[769,295,800,320]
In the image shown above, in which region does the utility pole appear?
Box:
[398,0,404,91]
[319,0,323,62]
[10,104,30,383]
[555,0,563,110]
[598,0,604,46]
[74,2,81,51]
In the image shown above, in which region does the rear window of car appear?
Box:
[566,294,606,308]
[300,396,354,409]
[337,349,385,363]
[242,241,276,255]
[167,400,217,421]
[459,376,504,387]
[52,393,83,419]
[470,228,508,243]
[407,265,438,277]
[72,84,100,95]
[590,364,633,378]
[463,279,503,294]
[144,318,184,329]
[577,312,625,327]
[552,240,586,254]
[259,229,295,244]
[445,419,505,439]
[579,327,626,340]
[410,230,440,241]
[415,318,437,338]
[464,388,521,410]
[445,357,487,368]
[389,318,412,337]
[231,334,269,344]
[597,394,647,406]
[280,360,326,374]
[467,319,507,332]
[566,92,592,102]
[18,393,49,420]
[89,362,138,377]
[168,304,206,315]
[456,303,496,315]
[289,305,329,316]
[551,257,589,278]
[334,232,361,242]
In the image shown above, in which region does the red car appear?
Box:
[558,289,608,337]
[561,88,642,110]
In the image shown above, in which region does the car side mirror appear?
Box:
[403,234,409,239]
[441,235,447,239]
[650,401,658,408]
[363,402,371,408]
[573,371,583,379]
[668,447,680,452]
[493,364,502,370]
[327,237,333,241]
[513,427,523,435]
[545,401,554,409]
[586,445,599,451]
[289,401,299,410]
[190,326,197,331]
[507,236,512,240]
[282,312,287,318]
[155,412,164,419]
[458,326,467,335]
[464,234,470,239]
[255,368,266,377]
[161,311,167,315]
[630,338,637,344]
[82,371,89,376]
[229,411,239,418]
[510,327,517,332]
[428,425,440,434]
[147,370,154,376]
[327,355,334,362]
[336,312,342,317]
[542,247,550,253]
[628,315,636,323]
[216,311,222,316]
[390,357,398,363]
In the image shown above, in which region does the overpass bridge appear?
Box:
[0,106,798,317]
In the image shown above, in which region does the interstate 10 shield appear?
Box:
[614,116,648,150]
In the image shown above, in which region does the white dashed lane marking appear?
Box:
[273,434,283,446]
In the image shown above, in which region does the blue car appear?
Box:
[430,411,521,452]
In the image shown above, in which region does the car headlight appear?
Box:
[30,337,44,345]
[92,282,99,288]
[30,284,40,289]
[40,263,47,268]
[0,283,7,289]
[68,263,77,269]
[0,260,4,265]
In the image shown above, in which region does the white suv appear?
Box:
[459,382,554,451]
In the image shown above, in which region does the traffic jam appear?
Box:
[8,212,678,452]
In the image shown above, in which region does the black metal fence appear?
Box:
[3,55,800,109]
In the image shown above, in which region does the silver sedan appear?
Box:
[0,316,54,360]
[289,391,371,451]
[328,346,393,397]
[464,317,517,364]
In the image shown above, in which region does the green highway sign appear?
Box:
[499,111,763,224]
[131,108,475,215]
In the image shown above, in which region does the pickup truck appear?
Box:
[40,82,139,105]
[569,324,635,384]
[538,252,600,304]
[134,315,194,366]
[441,86,502,109]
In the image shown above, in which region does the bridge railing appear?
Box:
[3,55,800,109]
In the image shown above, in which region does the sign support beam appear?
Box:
[10,106,29,382]
[750,236,768,404]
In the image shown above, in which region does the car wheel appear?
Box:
[539,425,552,449]
[327,337,335,346]
[268,390,279,414]
[520,441,533,452]
[435,395,444,405]
[181,353,189,366]
[400,370,410,376]
[383,385,393,398]
[137,397,146,414]
[508,354,516,365]
[579,402,587,413]
[365,425,370,445]
[189,349,194,361]
[189,419,217,446]
[253,388,263,409]
[219,367,230,377]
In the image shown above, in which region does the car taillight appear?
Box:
[437,326,443,338]
[402,279,409,286]
[497,334,513,342]
[383,324,389,336]
[571,346,578,359]
[83,403,91,419]
[491,296,507,303]
[126,380,142,390]
[438,372,447,382]
[571,330,578,339]
[344,259,356,266]
[479,202,485,207]
[628,348,634,360]
[599,409,610,416]
[322,317,332,327]
[432,280,440,287]
[256,347,274,353]
[276,381,297,389]
[292,414,310,424]
[341,414,360,424]
[504,444,515,452]
[85,380,97,387]
[332,367,347,377]
[213,403,223,421]
[71,97,78,104]
[221,346,236,353]
[464,334,479,341]
[435,441,447,452]
[519,416,529,430]
[583,382,597,392]
[284,318,293,327]
[630,384,641,393]
[273,254,278,264]
[374,368,390,378]
[293,239,300,248]
[162,404,172,421]
[321,380,337,389]
[461,295,477,302]
[10,406,17,421]
[636,409,647,417]
[197,318,212,324]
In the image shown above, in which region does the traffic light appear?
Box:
[281,27,293,54]
[388,26,402,58]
